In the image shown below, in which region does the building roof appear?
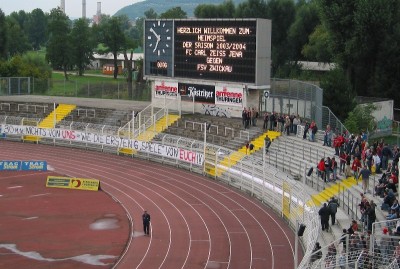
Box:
[355,96,391,104]
[93,53,143,61]
[297,61,336,71]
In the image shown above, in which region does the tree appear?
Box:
[144,9,158,19]
[317,0,400,106]
[25,9,47,50]
[0,53,51,79]
[194,0,236,18]
[6,16,31,56]
[287,0,320,61]
[344,103,376,135]
[235,0,268,19]
[374,21,400,105]
[195,4,222,18]
[301,24,332,62]
[70,18,95,76]
[128,17,144,48]
[320,68,356,121]
[159,7,187,19]
[0,9,9,60]
[46,8,72,79]
[97,16,128,79]
[9,10,28,32]
[265,0,296,76]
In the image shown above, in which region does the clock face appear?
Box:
[147,20,172,56]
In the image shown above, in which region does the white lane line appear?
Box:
[23,217,39,220]
[29,193,51,198]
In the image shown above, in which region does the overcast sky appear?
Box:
[1,0,142,18]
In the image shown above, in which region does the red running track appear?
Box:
[0,141,301,269]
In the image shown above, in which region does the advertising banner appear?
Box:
[215,86,243,107]
[0,161,21,171]
[1,124,204,166]
[178,83,215,104]
[21,161,47,171]
[0,160,48,171]
[154,81,178,99]
[46,176,100,191]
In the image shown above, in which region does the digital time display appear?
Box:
[174,20,257,83]
[149,60,168,76]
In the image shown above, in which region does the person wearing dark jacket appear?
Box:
[303,121,309,140]
[319,203,330,231]
[269,113,276,131]
[365,201,376,232]
[142,210,151,236]
[328,197,339,225]
[310,242,322,264]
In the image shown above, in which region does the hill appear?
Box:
[114,0,245,20]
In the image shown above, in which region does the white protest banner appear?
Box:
[1,124,204,166]
[215,86,243,107]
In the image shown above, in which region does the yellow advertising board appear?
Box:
[46,176,100,191]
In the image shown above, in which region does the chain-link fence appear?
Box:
[2,77,151,101]
[264,79,349,136]
[0,77,31,95]
[264,79,323,130]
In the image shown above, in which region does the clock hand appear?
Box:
[153,39,160,52]
[150,28,160,39]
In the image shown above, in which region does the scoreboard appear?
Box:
[144,19,271,86]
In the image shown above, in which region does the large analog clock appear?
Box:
[147,20,172,56]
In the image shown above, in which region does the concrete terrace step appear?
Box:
[206,130,281,177]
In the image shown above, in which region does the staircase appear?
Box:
[205,130,281,177]
[23,104,76,142]
[309,177,361,206]
[118,114,180,155]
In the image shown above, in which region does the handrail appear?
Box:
[0,114,322,268]
[240,130,250,141]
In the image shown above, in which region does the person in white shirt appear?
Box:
[372,151,381,174]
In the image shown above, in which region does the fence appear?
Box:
[0,77,31,95]
[266,79,349,138]
[0,114,320,268]
[3,113,398,268]
[0,77,151,101]
[321,105,348,136]
[265,79,323,129]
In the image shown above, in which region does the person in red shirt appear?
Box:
[339,150,347,175]
[333,134,343,156]
[351,157,362,180]
[390,172,398,184]
[318,158,326,182]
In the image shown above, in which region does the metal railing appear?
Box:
[0,114,320,268]
[118,98,182,140]
[321,105,348,135]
